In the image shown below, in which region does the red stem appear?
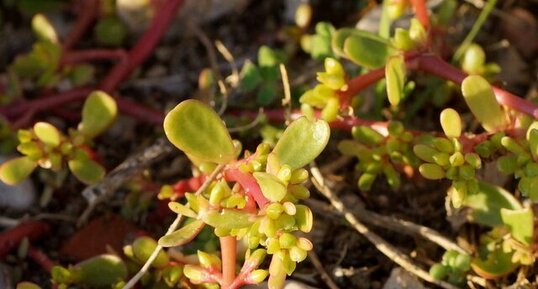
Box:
[224,169,269,208]
[99,0,184,92]
[417,54,538,119]
[116,97,165,125]
[28,246,56,272]
[337,68,385,106]
[0,221,51,259]
[220,236,237,288]
[63,0,100,50]
[61,49,128,65]
[409,0,430,30]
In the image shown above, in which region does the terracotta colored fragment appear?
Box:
[60,215,139,261]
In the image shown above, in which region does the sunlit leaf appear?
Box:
[0,156,36,185]
[168,202,197,218]
[33,122,61,147]
[461,75,506,132]
[72,255,128,287]
[500,207,534,245]
[253,172,287,202]
[471,249,517,279]
[16,282,41,289]
[295,205,313,233]
[78,91,117,139]
[385,55,406,106]
[164,100,236,164]
[32,14,58,43]
[202,209,252,230]
[440,108,462,138]
[240,60,262,92]
[462,182,521,227]
[340,30,393,69]
[132,236,169,268]
[267,117,330,172]
[159,219,205,247]
[68,159,105,184]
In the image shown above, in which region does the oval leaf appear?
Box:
[164,100,235,164]
[168,202,197,218]
[0,156,36,185]
[461,75,506,132]
[34,122,61,147]
[32,14,58,43]
[385,55,406,106]
[471,249,517,279]
[500,207,534,245]
[462,182,521,227]
[267,117,330,172]
[440,108,462,138]
[68,159,105,184]
[17,282,41,289]
[78,91,117,139]
[73,255,128,287]
[202,209,253,230]
[343,32,392,69]
[159,219,205,247]
[253,172,287,202]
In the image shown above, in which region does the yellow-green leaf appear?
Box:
[168,202,197,218]
[32,14,58,43]
[0,156,36,185]
[440,108,462,138]
[202,209,252,230]
[471,249,517,279]
[33,122,61,147]
[72,255,128,287]
[16,282,41,289]
[385,55,406,106]
[159,219,205,247]
[68,159,105,184]
[342,31,392,69]
[79,91,117,139]
[461,75,506,132]
[462,182,521,227]
[267,117,330,172]
[164,100,235,164]
[253,172,287,202]
[500,207,534,245]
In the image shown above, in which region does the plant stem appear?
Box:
[409,0,430,30]
[116,96,165,125]
[63,0,100,50]
[220,236,237,288]
[100,0,184,92]
[61,49,128,65]
[28,246,56,272]
[224,168,269,208]
[0,221,50,258]
[122,164,224,289]
[337,68,386,107]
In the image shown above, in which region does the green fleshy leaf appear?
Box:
[164,100,236,164]
[440,108,462,138]
[16,282,41,289]
[500,207,534,245]
[462,182,522,227]
[240,60,262,92]
[295,205,313,233]
[258,46,285,68]
[33,122,61,147]
[68,159,105,184]
[72,255,128,287]
[202,209,253,230]
[0,156,36,185]
[78,91,117,139]
[253,172,287,202]
[267,117,330,172]
[159,219,205,247]
[32,14,58,43]
[471,249,517,279]
[168,202,197,218]
[528,129,538,160]
[340,30,393,69]
[94,17,127,47]
[352,126,384,146]
[461,75,506,132]
[385,55,406,106]
[256,83,277,106]
[132,237,169,268]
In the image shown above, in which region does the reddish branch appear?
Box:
[61,49,128,66]
[220,236,237,287]
[28,246,57,272]
[99,0,184,92]
[0,221,51,258]
[409,0,430,30]
[63,0,100,50]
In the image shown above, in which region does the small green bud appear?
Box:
[295,3,312,28]
[133,237,169,268]
[453,254,471,271]
[279,233,297,249]
[183,265,206,283]
[409,18,427,45]
[277,165,292,183]
[266,203,284,219]
[352,126,385,146]
[297,237,313,251]
[247,269,269,284]
[449,152,465,167]
[392,28,415,51]
[276,214,296,230]
[497,155,518,175]
[413,144,438,163]
[432,152,450,167]
[440,108,462,138]
[501,137,526,155]
[433,138,455,154]
[246,249,267,268]
[289,184,310,200]
[429,264,449,280]
[289,168,308,184]
[289,246,307,262]
[267,238,281,254]
[459,164,475,180]
[358,173,377,191]
[383,165,401,189]
[197,251,221,270]
[295,205,313,233]
[464,153,481,169]
[525,163,538,177]
[260,217,277,237]
[320,97,340,122]
[387,121,405,136]
[283,202,297,215]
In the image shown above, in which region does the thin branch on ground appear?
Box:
[308,250,341,289]
[309,164,459,289]
[122,164,225,289]
[77,138,174,226]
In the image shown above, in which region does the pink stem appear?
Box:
[220,236,237,288]
[337,68,385,106]
[28,246,56,272]
[63,0,100,50]
[224,169,269,208]
[409,0,430,30]
[99,0,184,92]
[61,49,128,65]
[116,96,165,125]
[417,54,538,119]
